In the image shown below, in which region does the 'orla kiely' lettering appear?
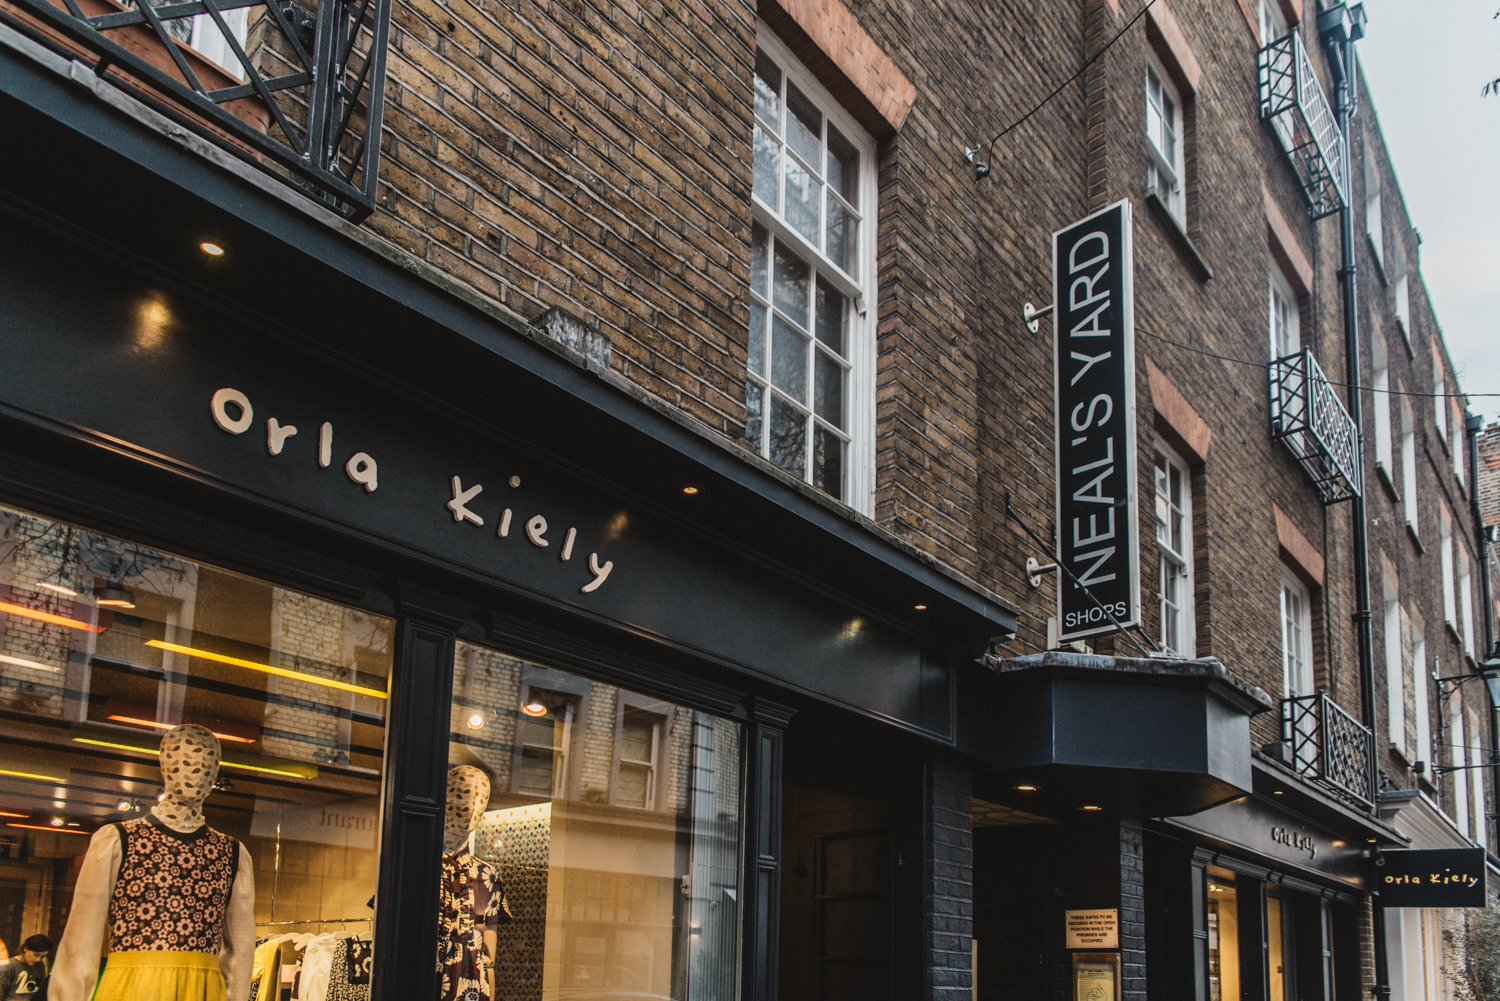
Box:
[211,388,378,492]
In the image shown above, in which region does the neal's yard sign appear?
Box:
[1378,848,1487,908]
[1053,200,1139,641]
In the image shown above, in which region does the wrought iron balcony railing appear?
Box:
[0,0,388,219]
[1283,692,1373,809]
[1258,29,1347,220]
[1269,348,1361,504]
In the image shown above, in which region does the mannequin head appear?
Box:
[443,765,490,852]
[155,724,221,828]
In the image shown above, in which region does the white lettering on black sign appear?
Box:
[1052,201,1139,640]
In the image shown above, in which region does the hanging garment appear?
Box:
[248,935,291,1001]
[436,850,512,1001]
[322,937,371,1001]
[93,815,241,1001]
[296,934,337,1001]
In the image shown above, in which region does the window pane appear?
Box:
[783,156,820,247]
[1170,465,1184,551]
[827,125,859,202]
[751,221,769,298]
[754,48,781,130]
[749,302,767,378]
[770,394,807,474]
[0,503,391,973]
[785,82,822,170]
[815,349,844,428]
[813,426,845,497]
[825,196,857,276]
[753,125,778,209]
[815,278,845,354]
[745,380,764,448]
[772,244,810,324]
[447,643,742,1000]
[772,316,809,403]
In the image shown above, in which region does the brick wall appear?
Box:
[925,753,973,1001]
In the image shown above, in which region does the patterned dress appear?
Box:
[436,850,511,1001]
[108,816,239,952]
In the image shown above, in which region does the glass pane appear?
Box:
[772,316,808,403]
[813,426,845,497]
[751,221,769,298]
[753,125,778,209]
[815,349,844,428]
[447,643,742,1000]
[1170,465,1184,551]
[815,278,846,355]
[773,244,810,325]
[825,197,857,277]
[783,156,820,247]
[1207,880,1240,1001]
[749,301,767,378]
[785,82,822,170]
[0,503,390,977]
[746,380,764,449]
[770,394,807,475]
[754,48,781,130]
[827,124,859,202]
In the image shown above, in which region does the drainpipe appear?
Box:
[1318,5,1385,1000]
[1466,412,1498,857]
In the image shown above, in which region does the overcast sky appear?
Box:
[1356,1,1500,423]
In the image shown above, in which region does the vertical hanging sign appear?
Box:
[1053,199,1139,641]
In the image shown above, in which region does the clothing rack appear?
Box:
[259,917,372,926]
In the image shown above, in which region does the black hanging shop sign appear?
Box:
[1378,848,1488,908]
[1052,199,1139,641]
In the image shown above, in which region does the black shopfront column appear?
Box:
[371,585,466,999]
[742,697,796,1001]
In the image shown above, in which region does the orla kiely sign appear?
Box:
[1378,848,1487,908]
[1065,909,1119,949]
[1052,200,1139,641]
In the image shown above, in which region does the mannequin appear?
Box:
[51,725,255,1001]
[437,765,511,1001]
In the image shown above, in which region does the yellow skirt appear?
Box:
[95,950,226,1001]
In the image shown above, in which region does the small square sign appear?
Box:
[1065,908,1119,949]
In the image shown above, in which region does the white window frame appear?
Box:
[1384,581,1404,754]
[1269,263,1300,360]
[188,7,249,79]
[1401,402,1419,534]
[1414,638,1431,767]
[1153,441,1194,657]
[1460,553,1476,656]
[1434,358,1448,443]
[1452,401,1466,485]
[1442,510,1457,630]
[1364,143,1384,271]
[1373,333,1393,476]
[1453,700,1470,832]
[611,699,668,811]
[1470,714,1487,843]
[1280,568,1314,698]
[1259,0,1288,44]
[750,25,878,514]
[1394,270,1410,338]
[1145,59,1186,223]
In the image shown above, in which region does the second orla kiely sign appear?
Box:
[1052,200,1139,641]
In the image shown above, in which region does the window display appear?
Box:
[444,642,743,1000]
[0,503,390,1000]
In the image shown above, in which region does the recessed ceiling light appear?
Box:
[1080,805,1102,812]
[681,484,701,496]
[48,817,63,827]
[914,604,928,611]
[1272,790,1284,795]
[1015,784,1037,792]
[523,701,548,717]
[200,242,225,257]
[466,713,485,730]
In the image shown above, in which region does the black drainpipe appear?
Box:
[1317,4,1385,1000]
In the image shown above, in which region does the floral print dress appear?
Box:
[437,849,511,1001]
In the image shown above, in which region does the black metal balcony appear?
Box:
[1283,692,1373,809]
[1259,29,1347,220]
[1269,348,1361,504]
[0,0,388,219]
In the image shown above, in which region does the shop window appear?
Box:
[1206,870,1240,1001]
[1280,569,1313,698]
[750,29,876,511]
[1145,61,1186,222]
[1154,444,1194,657]
[1267,887,1297,1001]
[446,642,742,1000]
[0,501,389,989]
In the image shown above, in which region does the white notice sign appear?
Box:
[1065,909,1119,949]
